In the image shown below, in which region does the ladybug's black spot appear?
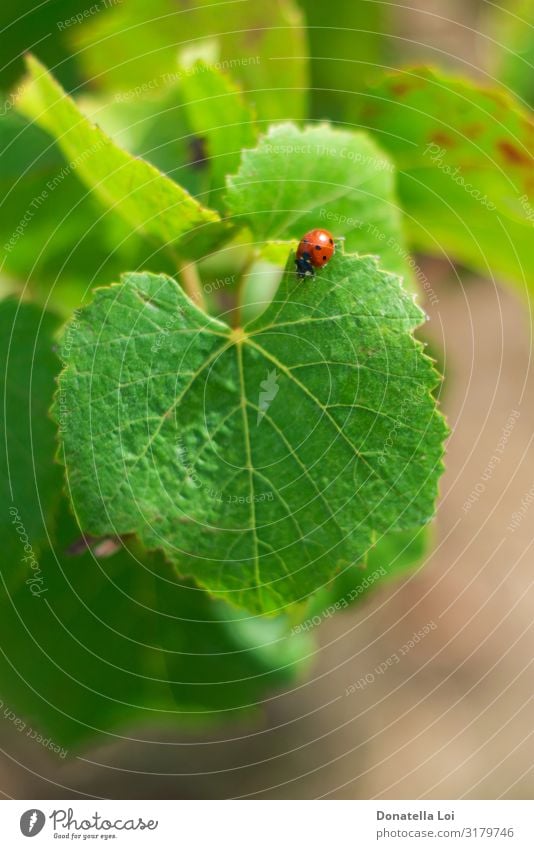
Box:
[188,136,209,170]
[329,238,334,244]
[315,245,321,251]
[322,255,327,261]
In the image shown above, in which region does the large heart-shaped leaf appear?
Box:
[355,68,534,288]
[56,252,446,615]
[226,123,412,281]
[17,56,231,261]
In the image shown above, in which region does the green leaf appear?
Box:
[355,68,534,287]
[488,0,534,109]
[176,61,257,207]
[0,299,61,595]
[226,123,412,281]
[0,0,82,92]
[0,500,312,748]
[56,254,446,615]
[17,55,230,261]
[300,0,394,121]
[72,0,309,122]
[0,110,172,312]
[128,60,257,212]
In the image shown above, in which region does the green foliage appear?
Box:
[0,300,61,594]
[56,257,445,615]
[171,61,257,207]
[0,500,311,747]
[125,60,258,212]
[300,0,394,121]
[72,0,309,122]
[488,0,534,108]
[0,109,158,311]
[0,2,469,745]
[1,55,255,305]
[18,56,230,262]
[0,0,83,91]
[355,68,534,288]
[227,122,412,281]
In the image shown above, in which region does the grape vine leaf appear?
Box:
[355,68,534,288]
[0,500,312,748]
[72,0,309,122]
[226,123,412,281]
[17,55,231,261]
[0,299,61,594]
[56,252,446,615]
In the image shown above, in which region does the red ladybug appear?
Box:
[295,228,335,278]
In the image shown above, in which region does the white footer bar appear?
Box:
[1,800,532,847]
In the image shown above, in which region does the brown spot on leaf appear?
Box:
[463,123,484,140]
[359,103,380,121]
[245,26,265,46]
[497,140,533,167]
[389,75,425,98]
[429,131,455,148]
[390,81,411,97]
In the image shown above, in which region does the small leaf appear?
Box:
[0,299,61,594]
[226,123,412,280]
[17,55,230,260]
[0,110,173,309]
[56,253,446,615]
[131,60,257,211]
[356,67,534,287]
[178,61,257,207]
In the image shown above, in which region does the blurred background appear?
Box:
[0,0,533,799]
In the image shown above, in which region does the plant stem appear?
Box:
[178,260,206,311]
[233,252,256,328]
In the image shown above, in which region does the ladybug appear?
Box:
[295,228,335,278]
